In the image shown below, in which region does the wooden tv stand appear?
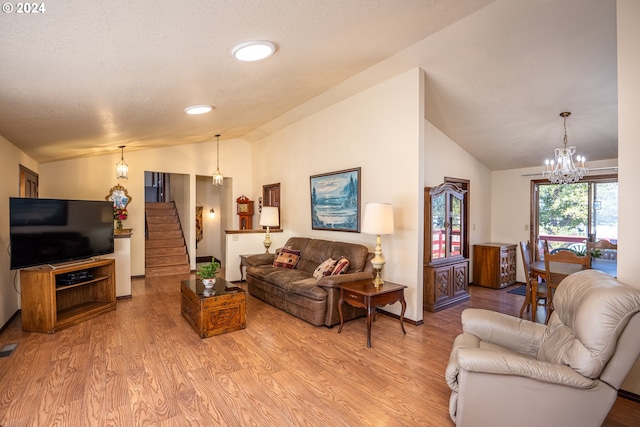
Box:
[20,259,116,333]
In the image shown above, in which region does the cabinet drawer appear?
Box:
[344,291,365,305]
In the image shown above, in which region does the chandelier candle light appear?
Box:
[361,202,394,288]
[543,112,588,184]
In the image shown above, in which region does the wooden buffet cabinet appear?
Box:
[423,183,470,312]
[20,259,116,333]
[472,243,517,289]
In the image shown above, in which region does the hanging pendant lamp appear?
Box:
[542,112,588,184]
[116,145,128,179]
[212,134,224,186]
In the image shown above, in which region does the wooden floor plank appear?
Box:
[0,275,639,426]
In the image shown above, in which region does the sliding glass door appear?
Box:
[532,176,618,254]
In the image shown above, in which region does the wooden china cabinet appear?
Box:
[423,182,470,312]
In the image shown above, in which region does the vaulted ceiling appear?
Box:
[0,0,617,171]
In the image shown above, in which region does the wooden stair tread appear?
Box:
[145,201,190,277]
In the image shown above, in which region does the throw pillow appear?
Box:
[313,258,336,279]
[273,248,301,269]
[331,257,350,275]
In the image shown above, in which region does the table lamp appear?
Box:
[361,202,394,287]
[259,206,279,253]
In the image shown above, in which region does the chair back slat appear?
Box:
[544,250,591,288]
[587,239,617,260]
[535,239,549,262]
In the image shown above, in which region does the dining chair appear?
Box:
[519,241,548,322]
[534,238,549,262]
[544,250,591,324]
[587,239,618,260]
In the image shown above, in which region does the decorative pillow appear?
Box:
[331,257,350,275]
[273,248,301,269]
[313,258,337,279]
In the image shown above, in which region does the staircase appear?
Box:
[145,202,190,277]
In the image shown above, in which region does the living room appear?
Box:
[1,0,640,423]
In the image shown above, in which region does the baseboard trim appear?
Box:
[0,310,21,335]
[378,309,424,326]
[618,389,640,403]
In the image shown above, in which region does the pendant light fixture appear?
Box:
[542,112,588,184]
[212,134,224,186]
[116,145,128,179]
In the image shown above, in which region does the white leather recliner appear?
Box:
[446,270,640,427]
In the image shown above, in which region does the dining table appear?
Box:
[526,258,617,323]
[530,257,617,279]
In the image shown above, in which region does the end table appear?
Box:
[338,279,407,348]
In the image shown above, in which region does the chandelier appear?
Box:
[543,112,587,184]
[116,145,128,179]
[212,134,224,186]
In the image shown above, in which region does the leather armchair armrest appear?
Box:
[245,253,275,266]
[316,272,374,288]
[461,308,546,358]
[457,347,597,389]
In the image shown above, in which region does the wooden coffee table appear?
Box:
[338,279,407,348]
[180,278,246,338]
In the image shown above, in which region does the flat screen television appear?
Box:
[9,197,115,270]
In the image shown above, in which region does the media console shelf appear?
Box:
[20,259,116,333]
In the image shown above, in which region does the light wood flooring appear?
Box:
[1,276,639,426]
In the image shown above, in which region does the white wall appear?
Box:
[195,175,224,262]
[0,136,39,327]
[424,119,493,281]
[251,68,424,321]
[39,138,253,276]
[617,0,640,396]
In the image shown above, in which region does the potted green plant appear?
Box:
[197,261,220,288]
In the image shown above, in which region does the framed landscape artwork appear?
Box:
[310,167,361,232]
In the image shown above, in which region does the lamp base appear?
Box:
[263,227,272,254]
[372,268,384,288]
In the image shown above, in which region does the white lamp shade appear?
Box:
[361,203,394,235]
[259,206,279,227]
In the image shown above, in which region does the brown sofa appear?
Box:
[245,237,374,326]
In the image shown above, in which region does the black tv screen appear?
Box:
[9,198,115,269]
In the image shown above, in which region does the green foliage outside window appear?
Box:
[539,183,588,236]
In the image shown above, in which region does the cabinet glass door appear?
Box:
[449,193,462,256]
[432,193,446,260]
[426,182,467,264]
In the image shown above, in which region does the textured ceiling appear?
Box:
[0,0,617,171]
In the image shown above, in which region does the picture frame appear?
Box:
[310,167,361,232]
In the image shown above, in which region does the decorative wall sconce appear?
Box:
[209,208,216,219]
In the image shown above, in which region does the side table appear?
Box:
[338,279,407,348]
[239,253,261,281]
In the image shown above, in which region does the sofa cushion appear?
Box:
[331,257,350,275]
[248,265,312,289]
[273,248,301,269]
[328,241,369,273]
[313,258,336,279]
[296,239,333,274]
[288,278,328,301]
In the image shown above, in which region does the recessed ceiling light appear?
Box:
[232,41,276,62]
[184,105,214,115]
